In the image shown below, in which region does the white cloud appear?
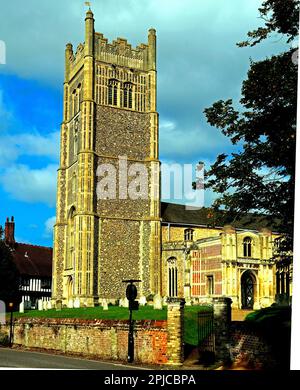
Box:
[0,142,17,167]
[0,87,59,209]
[10,131,59,159]
[0,90,60,207]
[0,131,59,167]
[0,164,57,206]
[44,216,56,238]
[160,120,233,160]
[160,120,176,131]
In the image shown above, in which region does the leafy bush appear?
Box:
[245,305,291,369]
[245,305,291,326]
[0,332,9,346]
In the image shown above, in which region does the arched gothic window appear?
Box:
[67,207,76,269]
[108,79,118,106]
[123,82,133,109]
[71,84,81,117]
[76,83,81,113]
[167,257,178,297]
[71,89,76,117]
[243,237,252,257]
[74,118,79,157]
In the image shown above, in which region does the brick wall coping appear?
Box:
[9,317,167,330]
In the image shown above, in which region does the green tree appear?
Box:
[0,226,20,306]
[203,0,298,258]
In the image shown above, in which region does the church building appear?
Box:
[52,10,285,310]
[161,203,282,310]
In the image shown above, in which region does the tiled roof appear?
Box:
[161,202,280,231]
[11,243,52,278]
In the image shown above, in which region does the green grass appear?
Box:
[11,305,167,321]
[9,304,211,346]
[184,305,212,346]
[245,305,291,325]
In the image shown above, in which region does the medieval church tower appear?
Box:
[52,10,161,307]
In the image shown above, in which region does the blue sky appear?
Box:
[0,0,287,247]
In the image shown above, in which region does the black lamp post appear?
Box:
[122,279,141,363]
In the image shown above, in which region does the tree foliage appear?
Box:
[203,0,299,254]
[238,0,299,47]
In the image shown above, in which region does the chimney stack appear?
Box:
[5,216,15,245]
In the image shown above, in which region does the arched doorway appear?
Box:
[241,271,256,309]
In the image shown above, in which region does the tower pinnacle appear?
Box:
[85,2,93,16]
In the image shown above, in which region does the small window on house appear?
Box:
[184,229,194,241]
[41,279,51,289]
[243,237,252,257]
[22,278,30,287]
[207,275,214,295]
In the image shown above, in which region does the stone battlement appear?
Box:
[95,33,148,60]
[94,33,148,70]
[67,30,155,74]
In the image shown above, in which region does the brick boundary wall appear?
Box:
[229,321,277,369]
[0,318,168,365]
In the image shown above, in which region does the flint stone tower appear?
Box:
[52,10,161,307]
